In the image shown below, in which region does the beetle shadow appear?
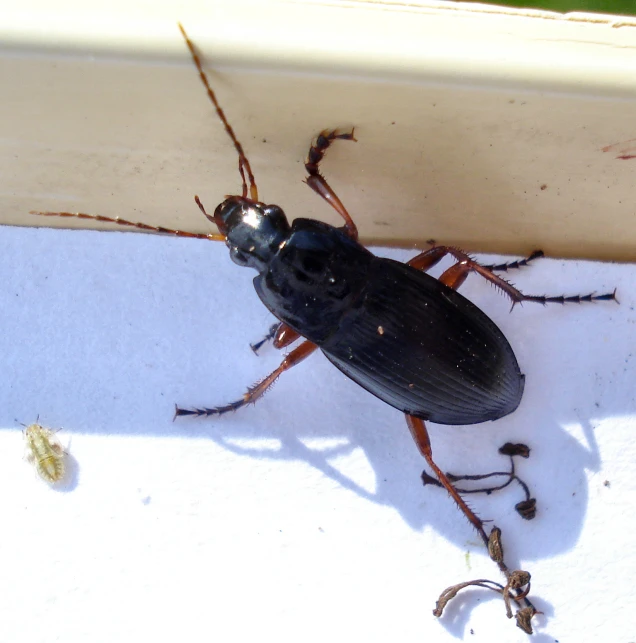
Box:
[197,371,599,557]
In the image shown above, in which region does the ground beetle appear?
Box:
[31,23,617,633]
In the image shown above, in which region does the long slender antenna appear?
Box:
[28,211,225,241]
[178,22,259,202]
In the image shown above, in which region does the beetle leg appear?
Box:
[406,246,449,272]
[273,324,301,349]
[413,245,617,306]
[250,323,301,354]
[408,415,538,624]
[480,250,544,272]
[305,129,359,240]
[405,414,490,548]
[410,245,543,273]
[175,340,318,418]
[437,262,471,291]
[250,323,280,354]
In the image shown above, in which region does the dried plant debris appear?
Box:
[433,528,539,633]
[421,442,537,520]
[24,421,66,484]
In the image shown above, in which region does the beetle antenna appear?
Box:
[28,211,225,241]
[178,23,259,203]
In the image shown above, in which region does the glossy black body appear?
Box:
[220,200,526,426]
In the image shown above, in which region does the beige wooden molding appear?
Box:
[2,0,635,260]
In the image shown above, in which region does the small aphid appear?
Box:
[24,422,66,484]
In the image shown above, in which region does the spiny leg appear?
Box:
[178,23,258,201]
[250,323,301,354]
[413,245,544,273]
[273,325,301,349]
[406,415,489,546]
[175,340,318,419]
[481,250,544,272]
[409,244,617,306]
[406,245,449,272]
[250,323,280,354]
[28,211,225,241]
[305,129,358,240]
[407,415,537,629]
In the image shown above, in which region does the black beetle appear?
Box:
[30,23,616,633]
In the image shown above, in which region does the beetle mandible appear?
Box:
[30,23,617,633]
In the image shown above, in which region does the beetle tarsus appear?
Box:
[174,397,248,418]
[597,287,619,303]
[305,128,358,240]
[176,340,319,420]
[250,322,280,354]
[481,250,544,272]
[305,128,357,177]
[516,290,619,306]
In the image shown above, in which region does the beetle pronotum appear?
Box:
[29,23,616,633]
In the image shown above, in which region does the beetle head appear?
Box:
[211,196,290,271]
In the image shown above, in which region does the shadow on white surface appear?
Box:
[0,225,633,642]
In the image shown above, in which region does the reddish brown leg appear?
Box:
[438,262,470,290]
[410,245,617,306]
[175,340,318,418]
[406,246,448,272]
[250,323,301,354]
[28,211,225,241]
[305,129,358,240]
[406,415,489,548]
[274,324,301,349]
[408,247,543,274]
[481,250,544,272]
[407,415,537,625]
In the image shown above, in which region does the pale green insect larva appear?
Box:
[24,423,66,484]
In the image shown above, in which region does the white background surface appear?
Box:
[0,224,634,643]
